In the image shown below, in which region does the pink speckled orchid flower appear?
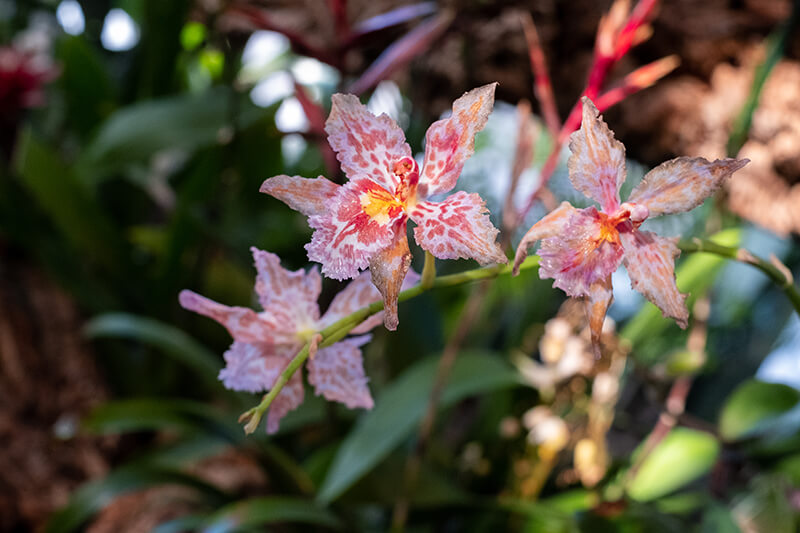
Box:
[261,84,507,330]
[514,98,747,353]
[179,247,418,433]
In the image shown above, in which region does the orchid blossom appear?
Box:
[514,97,748,353]
[261,83,507,330]
[179,247,418,433]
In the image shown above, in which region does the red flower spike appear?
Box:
[514,98,748,352]
[179,248,416,433]
[262,84,506,330]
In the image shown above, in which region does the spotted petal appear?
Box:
[307,335,374,410]
[627,157,749,217]
[418,83,496,198]
[325,93,412,193]
[178,290,292,344]
[513,201,579,274]
[409,191,506,265]
[218,341,297,393]
[259,175,340,217]
[252,247,321,331]
[621,229,688,328]
[537,207,624,298]
[567,97,626,213]
[306,178,406,280]
[266,369,305,434]
[369,224,412,330]
[586,278,613,359]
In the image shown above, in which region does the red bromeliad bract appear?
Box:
[514,97,748,354]
[261,83,507,330]
[179,247,418,433]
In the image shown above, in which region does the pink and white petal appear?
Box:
[409,191,507,265]
[265,369,305,434]
[567,97,626,213]
[368,224,412,330]
[418,83,496,198]
[627,157,749,217]
[585,278,613,359]
[218,341,297,393]
[537,207,624,298]
[621,230,688,328]
[259,175,340,217]
[178,290,290,344]
[251,247,321,328]
[306,178,406,280]
[307,335,374,410]
[325,93,412,192]
[513,201,579,274]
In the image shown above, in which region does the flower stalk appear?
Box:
[239,238,800,434]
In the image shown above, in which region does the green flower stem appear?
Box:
[677,237,800,316]
[241,237,800,433]
[240,257,538,433]
[420,251,436,289]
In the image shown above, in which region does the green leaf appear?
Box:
[732,476,795,533]
[78,87,266,180]
[719,380,800,441]
[200,497,342,532]
[316,351,522,503]
[700,504,742,533]
[622,228,741,348]
[12,129,128,271]
[55,36,117,137]
[83,398,239,441]
[45,466,230,533]
[85,313,221,389]
[627,428,720,502]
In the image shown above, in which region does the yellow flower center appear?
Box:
[360,187,404,225]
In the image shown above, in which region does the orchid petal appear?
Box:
[513,202,579,274]
[259,175,340,217]
[627,157,749,217]
[178,290,291,344]
[621,229,688,328]
[418,83,496,198]
[567,97,626,213]
[251,247,321,329]
[306,178,406,280]
[218,341,297,393]
[537,207,624,298]
[325,93,412,192]
[586,278,613,359]
[369,224,412,330]
[321,268,420,334]
[266,369,305,434]
[409,191,506,265]
[307,335,374,409]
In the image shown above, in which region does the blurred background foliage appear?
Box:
[1,0,800,531]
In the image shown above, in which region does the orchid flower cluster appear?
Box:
[180,85,747,433]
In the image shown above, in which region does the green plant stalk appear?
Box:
[240,237,800,433]
[420,251,436,289]
[678,237,800,313]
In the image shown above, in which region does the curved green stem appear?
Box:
[241,237,800,434]
[240,258,536,433]
[677,237,800,316]
[420,251,436,289]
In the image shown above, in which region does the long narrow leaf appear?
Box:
[45,466,230,533]
[200,497,342,532]
[84,313,222,389]
[317,351,522,503]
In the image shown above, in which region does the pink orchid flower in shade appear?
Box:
[179,247,419,434]
[260,83,508,330]
[513,97,748,353]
